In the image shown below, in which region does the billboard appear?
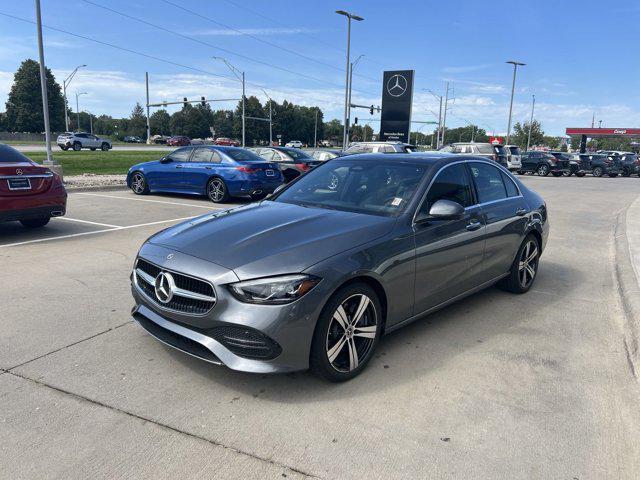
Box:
[380,70,414,143]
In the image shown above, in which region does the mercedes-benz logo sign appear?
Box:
[15,169,23,175]
[154,271,175,304]
[386,74,408,97]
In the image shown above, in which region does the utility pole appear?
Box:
[591,112,595,129]
[75,92,87,132]
[336,10,364,150]
[34,0,54,166]
[214,57,245,146]
[346,54,364,145]
[598,120,602,128]
[145,72,151,144]
[62,64,86,132]
[261,89,273,146]
[526,94,535,152]
[442,82,450,146]
[314,108,318,147]
[85,111,93,134]
[424,88,444,148]
[506,60,526,145]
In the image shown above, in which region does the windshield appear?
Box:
[280,148,311,160]
[274,159,427,216]
[224,148,264,162]
[508,146,521,155]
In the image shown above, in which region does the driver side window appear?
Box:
[418,163,473,216]
[169,148,192,162]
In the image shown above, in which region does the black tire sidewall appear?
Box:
[131,172,148,195]
[502,234,540,294]
[207,177,229,203]
[21,217,51,228]
[310,282,382,382]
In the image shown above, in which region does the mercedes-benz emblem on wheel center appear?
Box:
[386,74,408,97]
[154,271,175,304]
[15,169,23,175]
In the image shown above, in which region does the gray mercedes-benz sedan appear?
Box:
[131,153,548,381]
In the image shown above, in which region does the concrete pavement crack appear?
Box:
[7,371,321,479]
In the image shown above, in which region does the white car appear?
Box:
[504,144,523,171]
[285,140,303,148]
[57,132,112,151]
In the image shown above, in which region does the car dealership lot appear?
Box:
[1,179,640,479]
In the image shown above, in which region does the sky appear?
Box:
[1,0,639,136]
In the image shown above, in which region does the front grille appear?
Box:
[135,258,216,315]
[208,326,282,360]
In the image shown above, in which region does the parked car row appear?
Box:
[515,151,640,178]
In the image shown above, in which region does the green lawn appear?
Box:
[25,150,163,176]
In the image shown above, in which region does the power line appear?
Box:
[81,0,379,97]
[160,0,379,84]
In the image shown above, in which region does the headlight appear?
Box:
[228,274,321,305]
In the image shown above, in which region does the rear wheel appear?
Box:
[101,143,110,151]
[576,172,586,177]
[608,173,619,178]
[130,172,149,195]
[73,142,82,151]
[207,177,229,203]
[20,217,51,228]
[562,171,572,177]
[622,168,631,177]
[537,164,549,176]
[310,282,382,382]
[498,234,540,294]
[60,146,68,151]
[552,171,562,177]
[592,166,604,177]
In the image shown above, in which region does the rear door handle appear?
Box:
[466,221,482,231]
[515,208,527,216]
[175,164,183,169]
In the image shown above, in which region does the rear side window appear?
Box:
[469,162,507,203]
[423,163,474,211]
[0,144,31,163]
[501,172,519,197]
[476,145,494,154]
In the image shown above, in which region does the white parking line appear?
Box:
[56,217,122,228]
[0,216,197,249]
[75,192,222,210]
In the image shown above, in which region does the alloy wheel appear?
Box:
[518,240,539,288]
[325,294,378,373]
[537,164,549,176]
[132,173,145,194]
[208,179,225,202]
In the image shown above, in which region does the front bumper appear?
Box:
[130,243,325,373]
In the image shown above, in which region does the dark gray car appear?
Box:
[131,154,549,381]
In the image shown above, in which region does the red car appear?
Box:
[0,143,67,228]
[214,137,240,147]
[166,135,191,146]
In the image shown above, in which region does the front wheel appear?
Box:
[130,172,149,195]
[60,146,68,151]
[20,217,51,228]
[562,171,572,177]
[498,234,540,294]
[101,143,110,151]
[608,173,619,178]
[537,164,550,176]
[310,282,382,382]
[592,166,604,177]
[207,177,229,203]
[552,172,562,177]
[576,172,586,177]
[73,142,82,151]
[622,168,631,177]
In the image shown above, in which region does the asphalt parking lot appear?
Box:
[2,177,640,479]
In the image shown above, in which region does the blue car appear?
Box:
[126,146,285,203]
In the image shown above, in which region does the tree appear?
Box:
[212,110,234,138]
[511,120,544,149]
[323,119,343,145]
[234,96,267,145]
[128,102,147,138]
[149,109,171,136]
[5,59,65,132]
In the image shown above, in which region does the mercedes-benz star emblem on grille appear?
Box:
[386,74,408,97]
[15,169,23,175]
[166,254,174,260]
[154,271,175,304]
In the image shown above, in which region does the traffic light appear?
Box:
[370,105,374,115]
[201,96,206,106]
[354,117,358,125]
[183,97,188,107]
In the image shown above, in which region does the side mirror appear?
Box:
[416,199,465,223]
[271,184,286,196]
[160,156,172,163]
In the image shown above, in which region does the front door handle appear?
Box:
[515,208,527,216]
[175,164,183,169]
[466,221,482,231]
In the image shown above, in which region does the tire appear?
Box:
[130,171,149,195]
[207,177,229,203]
[20,217,51,228]
[73,142,82,151]
[90,148,96,151]
[498,234,540,294]
[101,143,110,151]
[537,164,550,176]
[250,192,267,201]
[516,170,524,175]
[592,166,604,177]
[608,173,619,178]
[622,168,631,177]
[552,172,562,177]
[576,172,586,177]
[60,146,68,151]
[310,282,382,382]
[562,171,572,177]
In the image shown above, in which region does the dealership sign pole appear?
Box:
[34,0,55,167]
[380,70,415,144]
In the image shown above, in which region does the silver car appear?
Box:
[504,145,523,171]
[131,154,548,381]
[57,132,112,151]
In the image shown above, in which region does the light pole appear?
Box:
[261,89,273,146]
[34,0,54,166]
[598,120,603,128]
[505,60,526,145]
[83,111,93,134]
[336,10,364,150]
[425,88,443,148]
[75,92,87,132]
[214,57,245,147]
[62,64,86,132]
[526,94,535,152]
[314,107,319,147]
[346,54,364,144]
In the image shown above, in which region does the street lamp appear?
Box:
[214,56,245,147]
[336,10,364,150]
[526,94,535,152]
[75,92,87,132]
[424,88,444,148]
[63,64,86,131]
[505,60,526,145]
[261,89,273,146]
[34,0,54,166]
[83,111,93,134]
[346,54,364,143]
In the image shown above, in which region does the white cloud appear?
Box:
[442,64,492,74]
[193,28,321,37]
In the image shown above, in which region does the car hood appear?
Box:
[148,201,396,279]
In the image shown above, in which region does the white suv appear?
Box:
[503,145,523,171]
[57,132,112,151]
[285,140,303,148]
